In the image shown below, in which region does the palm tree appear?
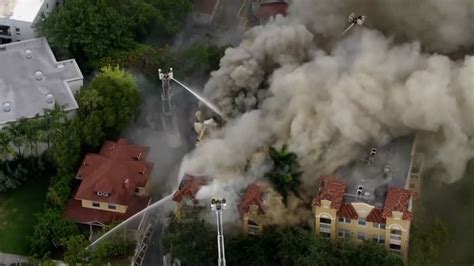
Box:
[0,130,14,165]
[266,145,303,204]
[5,121,25,157]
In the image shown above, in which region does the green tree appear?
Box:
[36,0,136,68]
[49,118,82,174]
[163,211,217,266]
[146,0,193,35]
[77,66,140,148]
[5,121,25,156]
[63,235,93,265]
[266,145,303,203]
[29,207,80,257]
[0,130,14,162]
[409,218,447,265]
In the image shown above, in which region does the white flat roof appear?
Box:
[0,38,83,126]
[0,0,43,22]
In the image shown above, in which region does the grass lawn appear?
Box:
[0,176,50,255]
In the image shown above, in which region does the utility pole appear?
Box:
[211,198,227,266]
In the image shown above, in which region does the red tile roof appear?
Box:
[337,203,358,219]
[239,183,268,214]
[257,2,288,18]
[172,175,208,202]
[382,187,413,221]
[74,139,153,206]
[194,0,219,15]
[312,176,346,210]
[64,193,150,225]
[366,208,385,224]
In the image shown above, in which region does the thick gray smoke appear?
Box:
[185,1,474,225]
[290,0,474,53]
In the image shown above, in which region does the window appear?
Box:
[357,232,365,241]
[15,28,20,35]
[320,232,331,238]
[96,191,109,197]
[373,223,385,229]
[338,229,351,239]
[390,243,401,250]
[338,217,351,223]
[108,204,116,210]
[320,217,331,224]
[92,202,100,208]
[391,229,402,235]
[358,218,366,226]
[248,220,259,235]
[373,235,385,244]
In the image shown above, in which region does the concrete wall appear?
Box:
[81,199,128,214]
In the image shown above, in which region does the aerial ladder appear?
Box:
[211,198,227,266]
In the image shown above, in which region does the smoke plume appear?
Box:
[186,1,474,225]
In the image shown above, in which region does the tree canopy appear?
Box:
[164,213,403,266]
[37,0,192,68]
[77,66,140,148]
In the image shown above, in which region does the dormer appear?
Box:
[96,191,109,197]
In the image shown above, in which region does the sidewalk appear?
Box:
[0,252,28,265]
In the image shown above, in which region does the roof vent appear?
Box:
[57,63,64,68]
[34,70,43,81]
[357,185,364,196]
[46,93,54,104]
[25,49,32,59]
[124,178,130,189]
[2,101,11,112]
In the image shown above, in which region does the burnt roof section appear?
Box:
[312,176,346,209]
[172,174,209,202]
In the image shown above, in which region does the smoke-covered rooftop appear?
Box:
[337,135,414,208]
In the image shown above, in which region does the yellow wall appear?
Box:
[81,199,127,214]
[314,201,411,261]
[242,210,264,235]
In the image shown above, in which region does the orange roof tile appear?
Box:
[172,175,208,202]
[366,208,385,224]
[312,176,346,210]
[382,187,413,221]
[337,203,358,219]
[239,184,265,214]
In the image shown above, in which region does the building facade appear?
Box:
[240,182,268,235]
[0,38,83,129]
[0,0,63,44]
[172,174,209,220]
[313,135,423,261]
[64,139,153,226]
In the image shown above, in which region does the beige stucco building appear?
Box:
[313,135,423,261]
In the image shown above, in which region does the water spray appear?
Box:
[87,194,173,249]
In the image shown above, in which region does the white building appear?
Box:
[0,0,63,44]
[0,38,83,129]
